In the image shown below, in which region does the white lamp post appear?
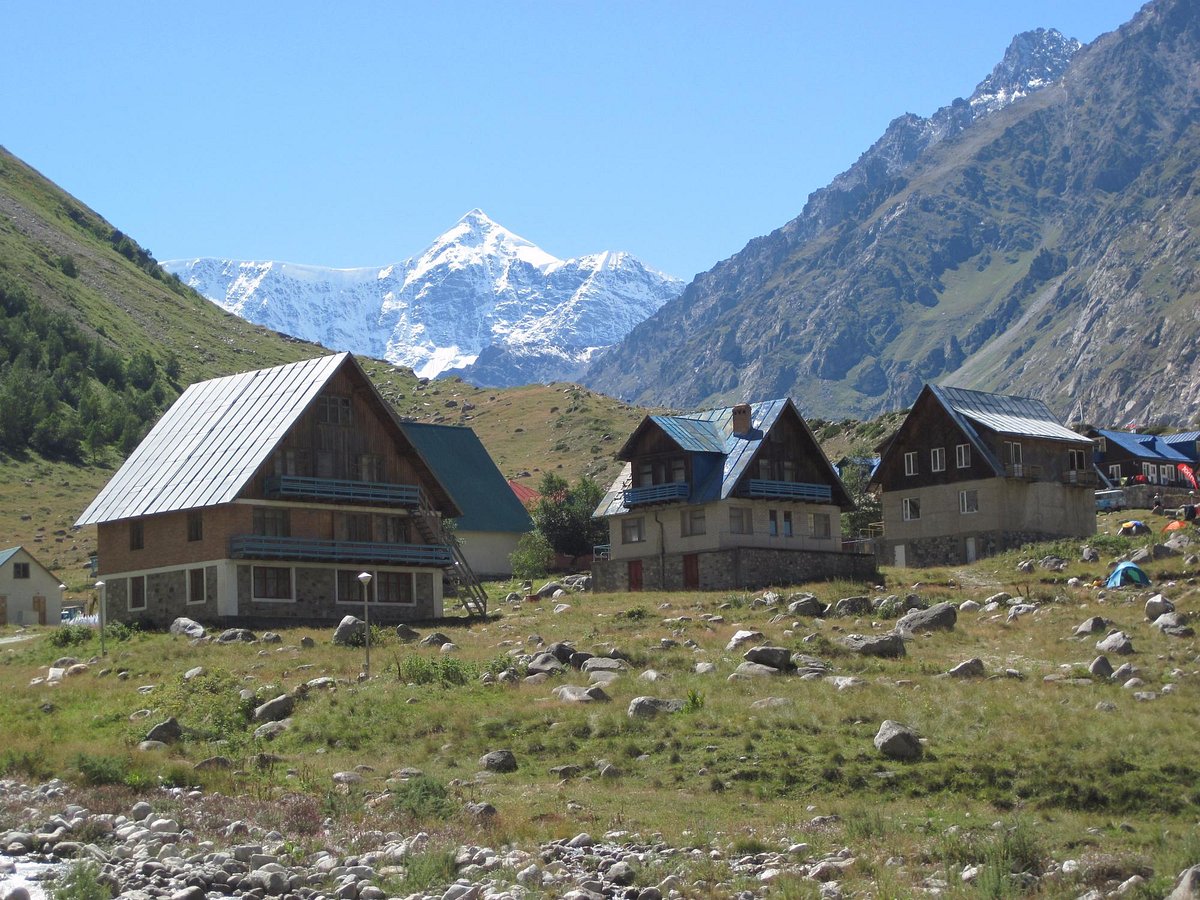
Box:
[58,583,66,623]
[95,580,106,657]
[357,572,372,678]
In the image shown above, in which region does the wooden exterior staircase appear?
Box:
[413,497,488,617]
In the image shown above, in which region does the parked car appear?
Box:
[60,605,84,622]
[1095,489,1126,512]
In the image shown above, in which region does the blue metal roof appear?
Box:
[595,398,849,516]
[0,547,20,568]
[1161,432,1200,460]
[1096,429,1191,463]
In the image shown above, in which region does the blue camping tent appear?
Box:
[1106,561,1151,588]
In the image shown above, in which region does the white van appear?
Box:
[1095,489,1126,512]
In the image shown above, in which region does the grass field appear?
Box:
[2,519,1197,898]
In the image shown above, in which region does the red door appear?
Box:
[682,554,699,590]
[627,560,643,592]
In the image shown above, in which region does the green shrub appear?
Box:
[510,531,554,580]
[390,847,458,893]
[73,753,126,786]
[392,775,455,821]
[49,861,111,900]
[48,624,93,647]
[396,655,478,686]
[156,667,251,739]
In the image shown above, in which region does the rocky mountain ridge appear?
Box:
[164,211,682,386]
[585,3,1200,427]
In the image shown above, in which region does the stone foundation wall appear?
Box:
[236,565,437,623]
[887,529,1084,568]
[593,548,876,592]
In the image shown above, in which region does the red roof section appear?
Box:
[508,480,541,505]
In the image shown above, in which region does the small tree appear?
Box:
[510,531,554,580]
[839,447,882,539]
[531,473,607,562]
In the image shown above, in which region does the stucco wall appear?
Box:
[0,549,62,625]
[458,531,521,578]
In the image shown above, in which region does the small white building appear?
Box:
[0,546,63,625]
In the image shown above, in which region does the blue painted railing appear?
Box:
[229,535,453,566]
[264,475,422,507]
[623,482,690,506]
[747,479,832,502]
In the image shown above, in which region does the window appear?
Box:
[273,448,306,476]
[1160,464,1173,483]
[187,510,203,542]
[956,443,971,469]
[671,458,686,483]
[621,518,645,544]
[638,461,653,487]
[680,507,706,537]
[253,566,293,601]
[376,571,415,605]
[729,507,753,535]
[317,395,352,426]
[187,568,206,605]
[1005,441,1023,466]
[811,513,831,539]
[931,447,946,472]
[1098,437,1107,453]
[358,454,383,482]
[782,511,794,537]
[12,562,29,579]
[904,452,918,476]
[1068,449,1087,471]
[959,490,979,514]
[902,498,921,521]
[1143,462,1157,483]
[337,569,372,603]
[377,515,409,544]
[129,576,146,611]
[1109,464,1122,480]
[253,507,290,537]
[769,509,779,537]
[341,513,372,542]
[130,521,144,551]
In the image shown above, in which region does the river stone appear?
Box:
[897,602,957,632]
[1074,616,1108,636]
[581,656,627,673]
[216,628,256,643]
[744,646,793,670]
[726,630,763,651]
[874,720,923,761]
[183,666,205,681]
[1090,656,1115,678]
[393,624,419,642]
[730,661,783,679]
[1153,612,1195,637]
[254,720,290,741]
[169,617,206,639]
[947,658,985,678]
[1169,865,1200,899]
[842,633,906,658]
[528,652,565,675]
[194,756,234,771]
[1097,631,1134,655]
[479,750,518,772]
[1146,595,1175,620]
[299,636,315,648]
[137,740,167,752]
[551,684,610,703]
[627,696,684,718]
[832,596,871,617]
[254,694,295,723]
[959,600,981,613]
[787,596,826,617]
[332,616,365,646]
[543,641,576,662]
[146,717,182,744]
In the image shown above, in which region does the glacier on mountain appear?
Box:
[162,209,683,386]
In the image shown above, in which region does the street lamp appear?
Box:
[58,584,66,623]
[95,581,106,657]
[357,572,372,678]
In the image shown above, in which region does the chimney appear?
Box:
[732,403,752,436]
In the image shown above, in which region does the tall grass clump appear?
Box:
[49,860,111,900]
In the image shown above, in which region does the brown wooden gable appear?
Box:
[874,387,995,491]
[740,401,856,509]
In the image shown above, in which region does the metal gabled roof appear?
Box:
[595,398,851,515]
[76,353,349,526]
[0,547,20,568]
[1095,428,1191,463]
[398,423,533,534]
[0,546,58,580]
[934,385,1089,444]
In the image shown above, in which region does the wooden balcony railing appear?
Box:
[623,482,690,506]
[747,479,833,502]
[264,475,422,507]
[229,535,452,566]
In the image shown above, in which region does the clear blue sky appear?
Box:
[3,1,1141,280]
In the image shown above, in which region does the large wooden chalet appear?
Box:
[1089,428,1195,487]
[872,384,1096,567]
[592,399,875,591]
[76,353,485,627]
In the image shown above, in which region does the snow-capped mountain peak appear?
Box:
[162,212,683,386]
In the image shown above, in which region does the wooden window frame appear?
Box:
[621,517,645,544]
[902,497,921,521]
[956,443,971,469]
[252,566,294,602]
[187,567,206,606]
[931,447,946,473]
[130,521,144,551]
[959,490,979,515]
[129,575,146,611]
[904,452,918,476]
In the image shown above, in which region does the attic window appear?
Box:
[317,395,353,426]
[956,444,971,468]
[13,562,29,579]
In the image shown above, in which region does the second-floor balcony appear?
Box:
[1061,469,1100,487]
[230,535,452,566]
[1003,464,1044,481]
[264,474,422,507]
[747,479,833,502]
[623,482,690,507]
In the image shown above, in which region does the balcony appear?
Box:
[229,535,452,566]
[1003,464,1044,481]
[263,475,422,507]
[1061,469,1099,487]
[623,482,690,506]
[747,479,832,502]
